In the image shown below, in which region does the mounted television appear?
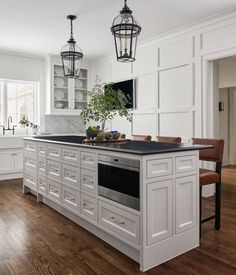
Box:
[106,79,136,109]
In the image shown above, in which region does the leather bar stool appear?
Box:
[156,136,181,144]
[192,138,224,237]
[132,135,152,141]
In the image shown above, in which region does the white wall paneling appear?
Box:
[158,37,192,69]
[90,61,111,85]
[200,17,236,54]
[132,43,158,76]
[110,59,132,82]
[158,65,191,109]
[132,112,156,138]
[159,111,191,138]
[136,73,157,111]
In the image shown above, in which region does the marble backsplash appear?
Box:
[45,115,85,134]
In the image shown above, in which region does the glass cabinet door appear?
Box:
[74,69,87,110]
[53,65,69,110]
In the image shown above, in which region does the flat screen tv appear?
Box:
[105,79,136,109]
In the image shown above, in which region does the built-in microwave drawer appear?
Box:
[24,141,37,153]
[47,160,61,181]
[38,157,46,175]
[47,179,61,203]
[24,152,37,171]
[37,143,47,156]
[62,185,80,213]
[146,157,172,179]
[62,147,80,165]
[81,192,97,222]
[81,169,96,194]
[24,169,37,191]
[62,163,80,190]
[81,151,96,169]
[47,145,61,160]
[175,154,197,174]
[98,200,140,244]
[38,174,47,195]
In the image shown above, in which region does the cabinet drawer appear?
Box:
[98,200,140,244]
[62,163,80,189]
[62,185,80,213]
[24,141,37,153]
[38,143,47,156]
[47,179,61,203]
[81,151,96,169]
[175,155,197,174]
[81,169,96,194]
[146,158,172,179]
[24,152,37,171]
[47,145,61,160]
[24,169,37,191]
[47,160,61,181]
[62,147,80,165]
[38,174,47,195]
[38,157,46,175]
[81,193,97,221]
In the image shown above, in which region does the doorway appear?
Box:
[217,56,236,193]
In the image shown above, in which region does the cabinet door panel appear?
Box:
[14,151,23,172]
[147,180,173,245]
[0,151,13,173]
[175,175,197,234]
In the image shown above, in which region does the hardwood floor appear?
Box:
[222,166,236,193]
[0,179,235,275]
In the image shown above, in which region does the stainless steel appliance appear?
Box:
[98,154,140,210]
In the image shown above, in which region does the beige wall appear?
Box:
[229,88,236,164]
[219,56,236,89]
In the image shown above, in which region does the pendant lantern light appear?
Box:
[60,15,83,78]
[111,0,141,62]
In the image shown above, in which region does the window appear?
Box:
[0,79,39,128]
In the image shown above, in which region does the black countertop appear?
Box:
[23,135,212,155]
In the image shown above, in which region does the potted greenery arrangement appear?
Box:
[19,115,31,128]
[81,78,132,139]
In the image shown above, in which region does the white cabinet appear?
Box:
[147,180,173,244]
[0,150,23,174]
[81,192,97,221]
[46,56,88,115]
[175,175,197,234]
[0,151,14,174]
[98,200,140,244]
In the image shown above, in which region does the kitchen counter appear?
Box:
[23,135,209,155]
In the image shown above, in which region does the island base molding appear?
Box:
[41,195,140,263]
[23,190,199,272]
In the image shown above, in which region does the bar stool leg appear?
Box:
[215,182,221,230]
[200,185,202,238]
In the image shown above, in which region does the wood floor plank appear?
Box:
[0,179,235,275]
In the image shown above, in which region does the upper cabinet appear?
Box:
[46,56,88,115]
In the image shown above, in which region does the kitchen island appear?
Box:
[23,136,207,271]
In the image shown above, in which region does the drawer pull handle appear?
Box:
[65,173,76,179]
[83,179,94,185]
[82,157,94,162]
[65,153,76,159]
[65,195,76,202]
[82,203,93,211]
[109,216,125,225]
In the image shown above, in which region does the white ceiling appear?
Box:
[0,0,236,60]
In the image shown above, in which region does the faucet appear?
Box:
[7,115,12,130]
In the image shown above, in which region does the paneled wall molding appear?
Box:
[90,9,236,142]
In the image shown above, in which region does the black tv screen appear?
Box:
[106,79,135,109]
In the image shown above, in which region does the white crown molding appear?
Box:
[0,48,44,60]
